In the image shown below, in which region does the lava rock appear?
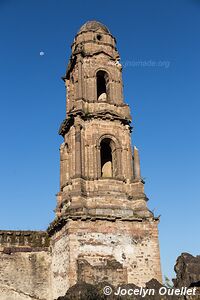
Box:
[173,253,200,288]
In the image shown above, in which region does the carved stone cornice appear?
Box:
[47,214,159,237]
[58,115,74,136]
[59,110,132,136]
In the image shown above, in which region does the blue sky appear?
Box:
[0,0,200,280]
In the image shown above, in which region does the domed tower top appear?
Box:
[70,20,118,60]
[78,20,110,34]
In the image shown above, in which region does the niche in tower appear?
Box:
[100,138,113,177]
[96,70,109,102]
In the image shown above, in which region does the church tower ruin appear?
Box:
[48,20,162,298]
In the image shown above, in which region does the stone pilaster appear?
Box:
[133,146,141,180]
[75,122,82,178]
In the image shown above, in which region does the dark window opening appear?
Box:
[100,139,112,177]
[96,70,108,101]
[97,34,102,41]
[71,75,74,84]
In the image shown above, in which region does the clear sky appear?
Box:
[0,0,200,281]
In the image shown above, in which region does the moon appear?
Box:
[39,51,45,56]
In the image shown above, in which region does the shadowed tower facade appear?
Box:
[48,21,162,298]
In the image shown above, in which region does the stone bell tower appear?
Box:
[48,21,162,299]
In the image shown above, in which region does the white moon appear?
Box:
[39,51,45,56]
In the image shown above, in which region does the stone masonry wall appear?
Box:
[50,218,162,299]
[0,231,51,300]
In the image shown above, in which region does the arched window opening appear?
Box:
[96,71,109,101]
[100,139,112,177]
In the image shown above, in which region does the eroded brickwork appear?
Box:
[50,218,162,299]
[0,231,51,300]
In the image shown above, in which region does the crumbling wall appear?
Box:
[50,217,162,299]
[77,257,127,286]
[51,229,71,300]
[0,230,51,300]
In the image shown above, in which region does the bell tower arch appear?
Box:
[49,21,162,299]
[96,70,109,102]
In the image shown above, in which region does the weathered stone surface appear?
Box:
[0,231,51,299]
[0,251,51,299]
[50,218,161,299]
[173,253,200,288]
[0,231,49,254]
